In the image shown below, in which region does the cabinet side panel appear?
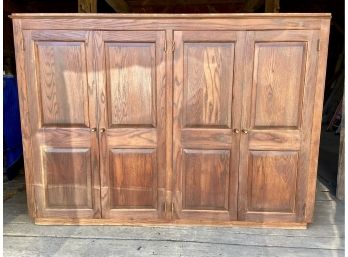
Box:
[12,19,36,219]
[305,20,331,222]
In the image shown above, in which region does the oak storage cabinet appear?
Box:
[12,13,330,227]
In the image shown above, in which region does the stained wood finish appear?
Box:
[12,14,331,226]
[98,31,167,221]
[247,151,298,212]
[22,30,100,219]
[173,31,243,221]
[35,40,89,127]
[238,30,320,222]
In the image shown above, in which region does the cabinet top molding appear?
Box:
[10,13,331,19]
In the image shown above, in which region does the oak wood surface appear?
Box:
[97,30,167,221]
[21,29,101,219]
[238,29,320,223]
[12,14,330,226]
[172,30,243,222]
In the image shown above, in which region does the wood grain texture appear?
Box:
[11,14,328,32]
[44,148,92,209]
[173,30,241,222]
[12,15,330,226]
[252,42,305,128]
[183,42,234,128]
[305,19,331,222]
[105,42,156,127]
[248,151,298,212]
[248,130,301,150]
[109,149,157,209]
[22,29,101,219]
[12,19,36,219]
[98,31,166,221]
[35,41,89,127]
[238,29,320,223]
[183,149,230,211]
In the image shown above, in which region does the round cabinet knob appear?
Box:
[233,129,240,134]
[100,128,106,133]
[91,127,97,132]
[242,129,249,134]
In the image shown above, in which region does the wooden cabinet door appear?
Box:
[23,30,100,219]
[97,31,167,221]
[172,31,244,222]
[238,30,320,223]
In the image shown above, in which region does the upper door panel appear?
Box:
[105,40,156,128]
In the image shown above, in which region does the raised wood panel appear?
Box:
[109,149,157,209]
[252,42,306,128]
[183,42,234,128]
[43,148,92,209]
[248,151,298,213]
[35,41,89,127]
[183,149,230,210]
[105,42,156,127]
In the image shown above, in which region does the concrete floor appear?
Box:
[3,173,345,257]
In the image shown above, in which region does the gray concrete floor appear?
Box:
[3,174,345,257]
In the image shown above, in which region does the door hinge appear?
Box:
[171,202,174,217]
[164,40,167,52]
[171,41,175,52]
[317,39,320,51]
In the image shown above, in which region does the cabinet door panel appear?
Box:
[252,42,306,128]
[24,30,100,219]
[109,149,157,209]
[98,31,166,221]
[35,41,89,127]
[183,149,230,210]
[248,151,298,212]
[173,31,244,221]
[183,42,233,128]
[238,30,319,222]
[106,42,156,127]
[44,148,92,209]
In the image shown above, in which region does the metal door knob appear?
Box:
[233,129,240,134]
[100,128,106,133]
[91,127,97,132]
[242,129,249,134]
